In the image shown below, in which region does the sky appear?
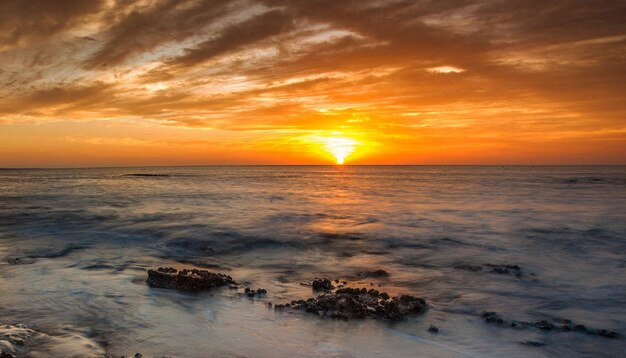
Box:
[0,0,625,166]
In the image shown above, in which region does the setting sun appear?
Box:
[323,137,358,164]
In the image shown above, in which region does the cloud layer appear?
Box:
[1,0,625,165]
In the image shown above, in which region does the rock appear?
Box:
[243,288,268,298]
[485,264,522,277]
[146,267,234,291]
[481,311,619,339]
[533,320,555,331]
[453,264,483,272]
[277,287,426,320]
[481,311,504,324]
[0,352,15,358]
[428,325,439,334]
[311,278,334,291]
[358,269,390,278]
[134,354,143,358]
[596,329,619,339]
[521,341,545,347]
[455,263,525,278]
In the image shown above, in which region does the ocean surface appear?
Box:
[0,166,624,357]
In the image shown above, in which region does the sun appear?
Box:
[322,137,358,165]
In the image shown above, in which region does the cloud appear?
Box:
[0,0,104,48]
[0,0,624,164]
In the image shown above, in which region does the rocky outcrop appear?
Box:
[146,267,234,291]
[311,278,334,290]
[357,269,389,278]
[275,287,427,320]
[454,263,533,278]
[481,311,619,339]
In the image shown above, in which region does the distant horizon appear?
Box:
[3,163,626,170]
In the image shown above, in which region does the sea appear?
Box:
[0,166,624,357]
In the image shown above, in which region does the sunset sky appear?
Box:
[1,0,625,166]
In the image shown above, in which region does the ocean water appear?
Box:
[0,166,624,357]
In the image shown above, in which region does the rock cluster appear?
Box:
[357,269,390,278]
[481,311,619,339]
[243,288,267,298]
[310,278,334,290]
[455,263,527,278]
[275,287,426,320]
[146,267,234,291]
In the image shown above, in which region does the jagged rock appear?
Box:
[358,269,390,278]
[0,351,15,358]
[428,325,439,334]
[453,264,483,272]
[481,311,504,324]
[146,267,234,291]
[311,278,334,290]
[485,264,522,277]
[481,311,619,339]
[243,287,267,298]
[277,287,426,320]
[455,263,525,278]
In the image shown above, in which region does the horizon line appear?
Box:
[1,164,625,170]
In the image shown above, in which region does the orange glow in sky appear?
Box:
[0,1,624,166]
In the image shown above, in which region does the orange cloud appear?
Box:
[0,0,624,166]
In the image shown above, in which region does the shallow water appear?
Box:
[0,166,625,357]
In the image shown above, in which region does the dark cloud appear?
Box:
[85,0,231,67]
[0,0,104,47]
[167,9,295,67]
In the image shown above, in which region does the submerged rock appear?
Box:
[455,263,526,278]
[243,287,268,298]
[277,287,426,320]
[357,269,390,278]
[481,311,619,339]
[428,325,439,334]
[146,267,234,291]
[485,264,522,277]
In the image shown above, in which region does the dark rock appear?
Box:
[134,354,143,358]
[453,264,483,272]
[485,264,522,277]
[533,320,555,331]
[278,287,426,320]
[456,263,526,278]
[358,269,390,278]
[428,325,439,334]
[243,288,268,298]
[596,329,619,339]
[521,341,545,347]
[482,311,619,339]
[311,278,334,291]
[481,311,504,324]
[146,267,234,291]
[0,352,15,358]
